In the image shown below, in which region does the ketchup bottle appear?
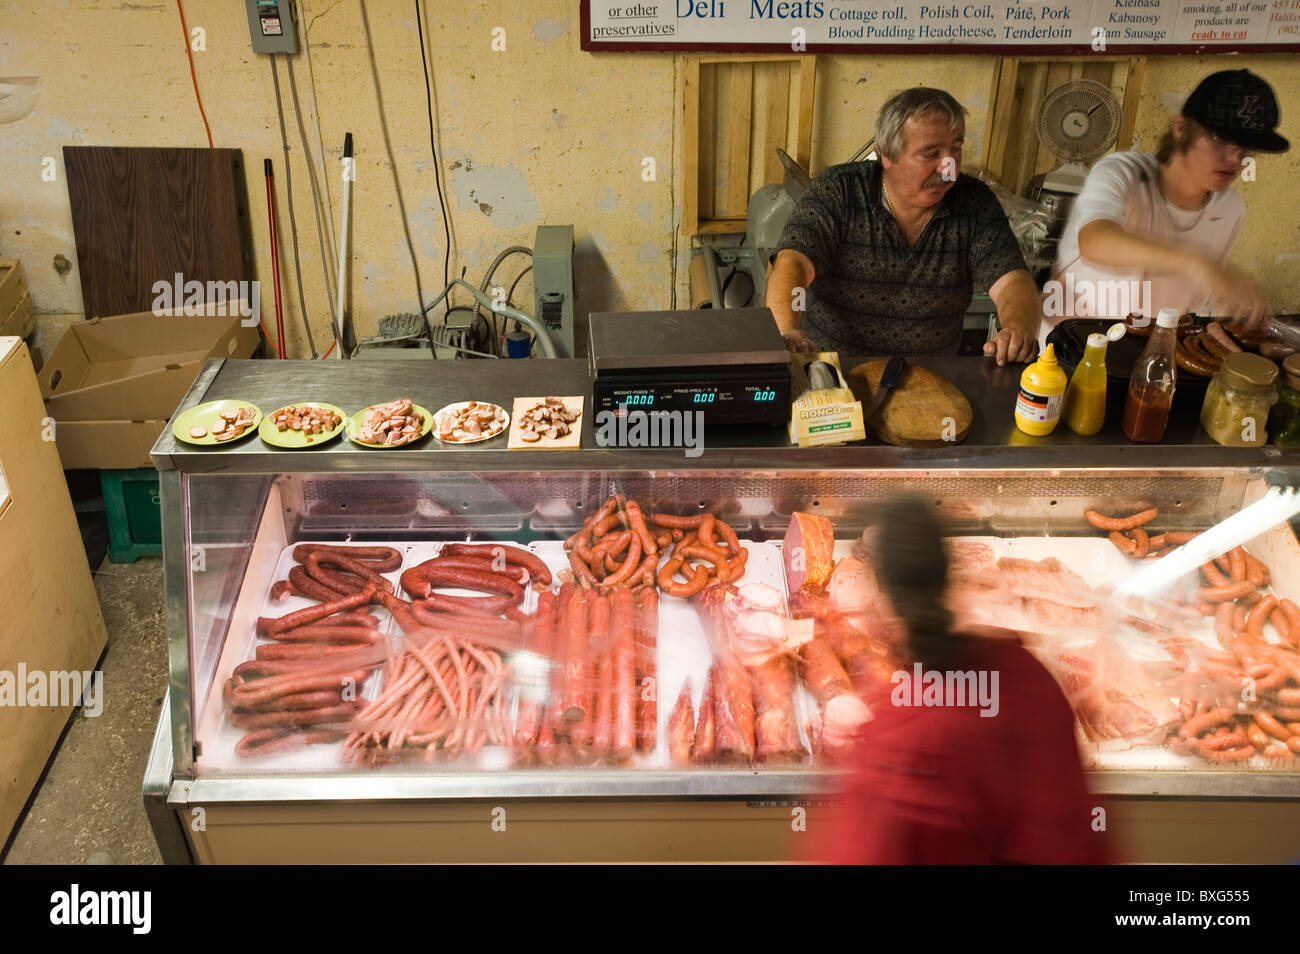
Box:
[1121,307,1179,443]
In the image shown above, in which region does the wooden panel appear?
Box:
[795,57,816,171]
[63,147,251,319]
[1120,57,1146,150]
[698,61,716,221]
[762,63,790,186]
[682,58,701,238]
[725,63,754,217]
[984,57,1020,181]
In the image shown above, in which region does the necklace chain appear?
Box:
[882,179,936,238]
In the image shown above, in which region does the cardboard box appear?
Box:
[0,336,109,844]
[35,311,259,469]
[0,261,32,339]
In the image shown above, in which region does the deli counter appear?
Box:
[143,356,1300,864]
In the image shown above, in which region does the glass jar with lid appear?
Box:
[1267,353,1300,447]
[1200,352,1279,447]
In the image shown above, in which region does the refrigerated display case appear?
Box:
[145,357,1300,864]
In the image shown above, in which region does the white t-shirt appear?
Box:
[1043,151,1244,345]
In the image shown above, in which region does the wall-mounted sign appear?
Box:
[581,0,1300,53]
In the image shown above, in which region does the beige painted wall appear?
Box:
[0,2,1296,358]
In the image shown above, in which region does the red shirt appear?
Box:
[814,635,1110,865]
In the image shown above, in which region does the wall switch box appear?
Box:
[247,0,298,54]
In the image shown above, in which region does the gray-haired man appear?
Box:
[767,87,1042,365]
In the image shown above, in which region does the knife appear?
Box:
[862,355,906,431]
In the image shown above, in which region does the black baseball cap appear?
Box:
[1183,69,1289,153]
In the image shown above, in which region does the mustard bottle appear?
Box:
[1014,343,1068,436]
[1063,333,1109,436]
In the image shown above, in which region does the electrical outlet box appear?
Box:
[246,0,298,54]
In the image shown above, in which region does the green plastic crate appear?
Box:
[100,468,161,563]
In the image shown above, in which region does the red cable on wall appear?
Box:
[176,0,214,148]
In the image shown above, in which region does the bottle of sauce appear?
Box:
[1062,333,1109,436]
[1122,307,1180,443]
[1014,343,1068,436]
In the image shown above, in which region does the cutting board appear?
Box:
[506,395,584,450]
[848,360,972,446]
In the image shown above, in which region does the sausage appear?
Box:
[1255,711,1292,741]
[1213,601,1236,648]
[1206,321,1242,353]
[1109,531,1138,556]
[1288,736,1300,754]
[561,590,591,728]
[625,502,658,560]
[1164,531,1201,545]
[228,683,344,712]
[590,530,632,560]
[1246,721,1272,750]
[654,531,672,549]
[1270,609,1293,647]
[1178,706,1234,740]
[1280,599,1300,630]
[1198,727,1250,750]
[589,624,614,760]
[399,562,525,602]
[1244,551,1269,586]
[255,639,383,660]
[229,700,362,729]
[305,550,392,592]
[1130,527,1150,559]
[292,544,402,571]
[649,512,707,529]
[1146,534,1167,551]
[1246,595,1278,641]
[416,592,516,615]
[635,587,659,754]
[1195,742,1257,762]
[679,543,736,582]
[1232,603,1248,633]
[1175,340,1219,377]
[440,543,553,585]
[568,550,598,588]
[1198,580,1257,603]
[226,666,372,708]
[266,624,384,644]
[667,680,695,764]
[1228,547,1247,583]
[235,727,346,758]
[691,668,716,763]
[657,557,710,598]
[1086,508,1158,531]
[412,555,530,585]
[285,565,350,602]
[1273,706,1300,721]
[257,583,380,635]
[1201,561,1229,587]
[601,534,643,587]
[611,588,637,761]
[1276,688,1300,706]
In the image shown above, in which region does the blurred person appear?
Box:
[812,496,1109,864]
[1044,69,1289,343]
[768,87,1041,366]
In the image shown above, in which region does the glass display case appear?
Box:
[144,357,1300,864]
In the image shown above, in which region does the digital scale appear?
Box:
[589,308,791,426]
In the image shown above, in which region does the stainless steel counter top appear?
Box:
[150,355,1295,472]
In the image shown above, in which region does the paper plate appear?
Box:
[346,402,434,447]
[172,400,262,446]
[432,401,510,444]
[258,402,347,448]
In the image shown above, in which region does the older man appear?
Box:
[768,87,1041,365]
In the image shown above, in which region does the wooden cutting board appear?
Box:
[848,360,972,446]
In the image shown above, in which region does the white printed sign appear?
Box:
[581,0,1300,50]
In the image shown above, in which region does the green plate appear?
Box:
[346,402,434,448]
[258,402,347,449]
[172,400,262,446]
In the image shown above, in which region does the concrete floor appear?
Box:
[2,556,167,865]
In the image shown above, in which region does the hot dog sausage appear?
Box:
[1178,706,1234,740]
[1130,528,1150,559]
[1199,580,1257,603]
[657,557,710,598]
[1255,711,1292,741]
[1109,531,1138,556]
[649,512,707,529]
[1206,321,1242,353]
[1246,595,1278,641]
[399,562,525,602]
[1085,508,1158,531]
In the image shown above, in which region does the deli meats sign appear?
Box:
[580,0,1300,53]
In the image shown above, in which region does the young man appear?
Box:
[1044,69,1289,342]
[767,87,1042,366]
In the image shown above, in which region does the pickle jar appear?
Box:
[1199,352,1279,447]
[1267,354,1300,447]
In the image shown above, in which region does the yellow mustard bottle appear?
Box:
[1063,333,1109,436]
[1014,343,1068,436]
